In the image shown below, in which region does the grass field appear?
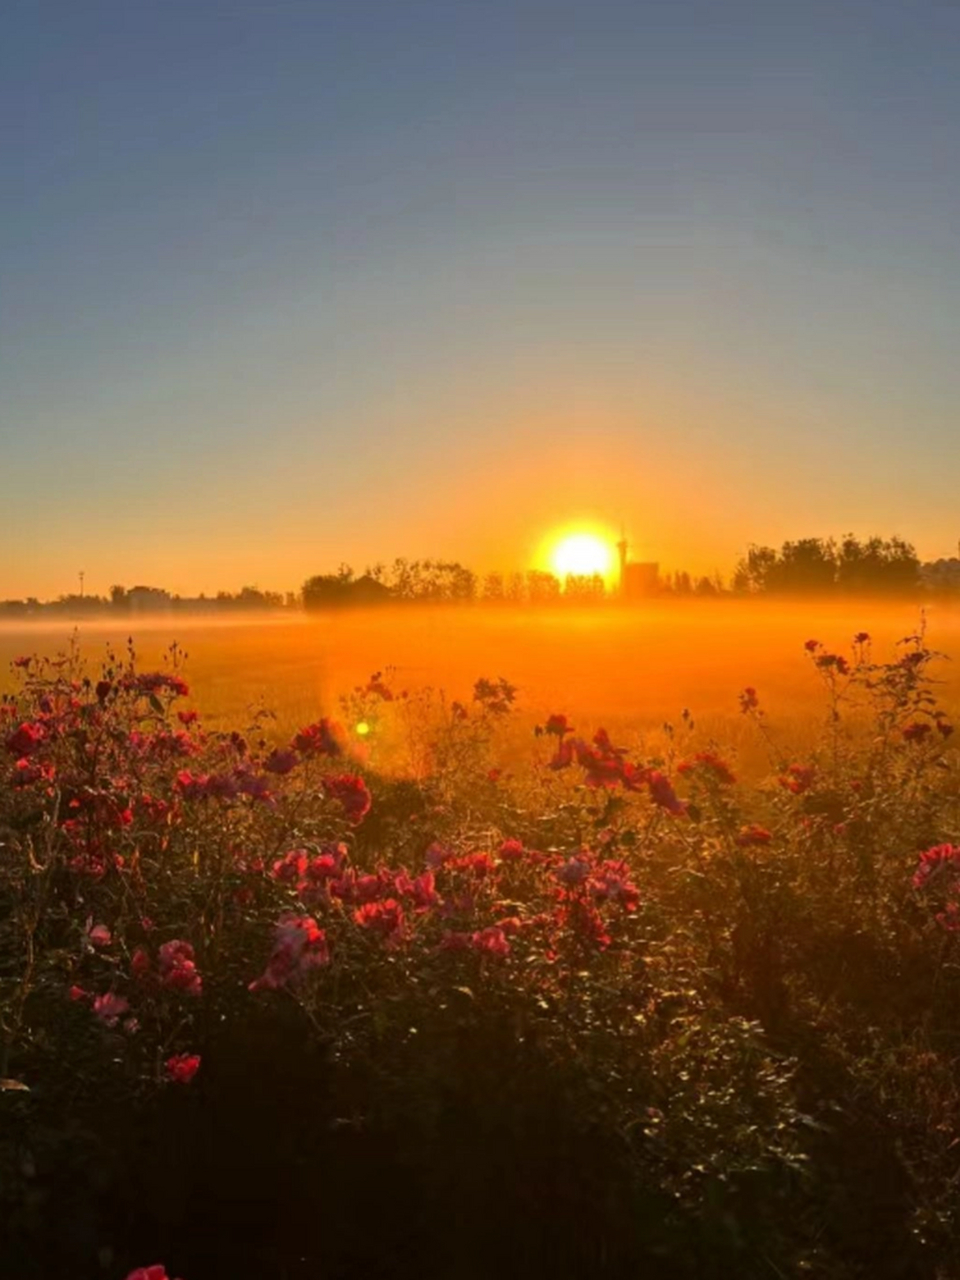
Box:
[3,599,959,772]
[6,596,960,1278]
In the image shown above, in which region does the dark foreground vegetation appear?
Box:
[2,631,960,1278]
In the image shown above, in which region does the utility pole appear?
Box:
[616,527,628,598]
[79,570,84,599]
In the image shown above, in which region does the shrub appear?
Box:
[1,629,959,1278]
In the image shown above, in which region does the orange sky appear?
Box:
[6,372,956,601]
[5,2,960,601]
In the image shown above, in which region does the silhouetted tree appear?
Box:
[780,539,836,592]
[442,562,477,601]
[385,559,475,602]
[732,540,834,593]
[921,554,960,595]
[482,572,505,603]
[302,566,356,610]
[525,570,561,605]
[733,535,919,596]
[563,573,606,603]
[505,572,526,604]
[836,534,919,594]
[50,593,107,615]
[213,586,283,610]
[732,545,779,594]
[388,559,415,599]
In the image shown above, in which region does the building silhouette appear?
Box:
[616,537,659,600]
[128,586,172,613]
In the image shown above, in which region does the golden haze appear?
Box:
[2,599,958,780]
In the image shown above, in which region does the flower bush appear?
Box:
[1,628,959,1278]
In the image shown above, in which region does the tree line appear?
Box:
[731,535,921,595]
[300,535,947,609]
[3,535,956,619]
[300,560,607,608]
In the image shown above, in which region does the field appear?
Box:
[4,600,960,1280]
[4,598,959,767]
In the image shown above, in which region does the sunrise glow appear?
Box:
[548,531,615,581]
[6,7,960,1273]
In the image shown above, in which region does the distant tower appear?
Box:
[616,533,628,596]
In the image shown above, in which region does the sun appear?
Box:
[549,531,614,580]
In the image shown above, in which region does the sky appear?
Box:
[3,0,960,599]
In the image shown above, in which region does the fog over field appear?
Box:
[4,600,959,778]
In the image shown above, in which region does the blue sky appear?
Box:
[3,0,959,596]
